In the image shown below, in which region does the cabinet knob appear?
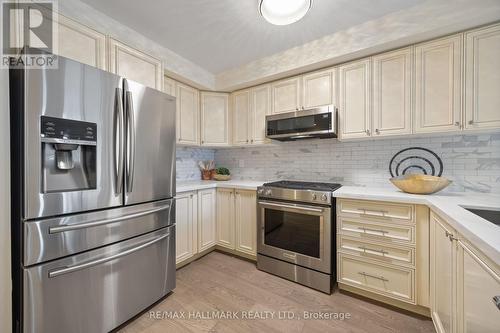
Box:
[375,129,380,134]
[493,296,500,310]
[251,139,254,143]
[295,107,299,111]
[468,120,474,125]
[246,139,249,143]
[365,129,370,136]
[202,140,204,144]
[454,121,460,127]
[301,106,305,110]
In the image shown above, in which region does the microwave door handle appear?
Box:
[114,87,124,194]
[125,90,136,193]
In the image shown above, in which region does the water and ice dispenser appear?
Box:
[40,116,97,192]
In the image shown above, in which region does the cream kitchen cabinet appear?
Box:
[175,191,198,264]
[339,59,372,139]
[301,68,337,109]
[271,77,301,114]
[108,38,163,90]
[232,84,271,146]
[200,92,230,146]
[372,47,413,137]
[234,190,257,256]
[197,189,217,252]
[414,35,462,134]
[216,188,235,250]
[176,83,200,145]
[163,76,176,96]
[465,24,500,130]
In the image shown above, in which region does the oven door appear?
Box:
[257,200,331,273]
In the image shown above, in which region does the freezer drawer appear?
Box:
[23,226,175,333]
[24,199,174,266]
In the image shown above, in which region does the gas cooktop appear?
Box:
[262,180,342,192]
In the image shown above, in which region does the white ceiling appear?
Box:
[79,0,425,74]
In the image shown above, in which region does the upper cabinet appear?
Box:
[302,68,337,109]
[232,90,251,145]
[372,47,413,137]
[271,77,301,114]
[200,92,230,146]
[414,35,462,134]
[163,76,176,96]
[465,24,500,130]
[108,38,163,90]
[176,83,200,145]
[339,59,372,139]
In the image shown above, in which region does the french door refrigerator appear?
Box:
[9,54,176,333]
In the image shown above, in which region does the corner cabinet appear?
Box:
[176,83,200,145]
[200,92,230,146]
[232,89,251,145]
[175,191,198,264]
[465,23,500,130]
[216,188,235,250]
[197,189,217,252]
[414,35,462,134]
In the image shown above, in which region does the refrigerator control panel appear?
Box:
[40,116,97,142]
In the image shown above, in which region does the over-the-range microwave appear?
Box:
[265,105,337,141]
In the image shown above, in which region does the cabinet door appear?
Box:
[415,35,462,133]
[235,190,257,256]
[198,189,216,252]
[108,38,163,90]
[163,76,176,97]
[232,90,251,145]
[457,241,500,333]
[465,24,500,130]
[176,83,199,145]
[430,213,456,333]
[339,59,371,139]
[251,84,271,144]
[372,48,412,137]
[216,188,235,250]
[175,192,197,264]
[200,92,230,146]
[302,68,336,109]
[271,77,301,114]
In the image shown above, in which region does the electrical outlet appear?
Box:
[239,159,245,168]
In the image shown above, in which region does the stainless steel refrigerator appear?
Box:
[9,54,176,333]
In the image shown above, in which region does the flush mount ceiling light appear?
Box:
[259,0,312,26]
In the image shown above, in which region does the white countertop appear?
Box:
[334,186,500,266]
[176,180,266,192]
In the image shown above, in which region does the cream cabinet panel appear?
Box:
[235,190,257,256]
[457,241,500,333]
[232,90,251,145]
[430,213,456,333]
[175,192,197,264]
[251,84,271,144]
[217,188,235,250]
[176,83,199,145]
[197,189,216,252]
[163,76,176,96]
[465,24,500,130]
[108,38,163,90]
[271,77,301,114]
[339,59,371,139]
[415,35,462,134]
[200,92,230,146]
[372,48,412,137]
[302,68,336,109]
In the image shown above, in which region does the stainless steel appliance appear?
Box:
[265,105,337,141]
[257,181,342,294]
[10,54,176,333]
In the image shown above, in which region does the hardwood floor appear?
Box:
[120,252,435,333]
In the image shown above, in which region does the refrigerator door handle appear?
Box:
[125,90,136,193]
[48,203,171,234]
[48,231,170,278]
[114,87,125,194]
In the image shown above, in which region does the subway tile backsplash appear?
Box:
[176,147,215,181]
[212,132,500,194]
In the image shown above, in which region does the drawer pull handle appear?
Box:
[359,246,388,255]
[358,226,388,235]
[358,271,389,282]
[493,296,500,311]
[357,208,389,216]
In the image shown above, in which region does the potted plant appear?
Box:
[213,167,231,181]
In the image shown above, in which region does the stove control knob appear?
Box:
[264,189,272,196]
[257,188,264,195]
[312,194,317,200]
[321,194,328,201]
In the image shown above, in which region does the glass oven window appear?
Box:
[264,208,320,258]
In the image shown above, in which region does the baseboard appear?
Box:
[176,246,256,270]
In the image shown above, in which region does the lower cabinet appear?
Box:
[175,191,198,264]
[197,189,217,252]
[216,188,235,249]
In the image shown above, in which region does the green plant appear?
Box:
[215,167,230,175]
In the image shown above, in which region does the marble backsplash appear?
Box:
[213,132,500,194]
[176,147,215,181]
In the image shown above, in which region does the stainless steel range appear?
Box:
[256,181,342,294]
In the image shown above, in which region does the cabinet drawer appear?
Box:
[338,236,415,267]
[338,199,415,223]
[338,217,415,245]
[338,254,415,304]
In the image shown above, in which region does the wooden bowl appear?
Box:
[390,174,451,194]
[213,174,231,181]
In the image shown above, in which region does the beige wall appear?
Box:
[0,69,12,332]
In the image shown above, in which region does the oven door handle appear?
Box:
[258,201,325,213]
